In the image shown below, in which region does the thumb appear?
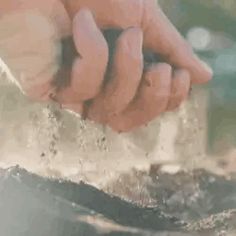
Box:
[142,0,213,84]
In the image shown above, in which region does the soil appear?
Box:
[0,166,236,236]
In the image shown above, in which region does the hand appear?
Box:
[62,0,212,83]
[0,0,71,100]
[57,0,212,132]
[0,0,212,132]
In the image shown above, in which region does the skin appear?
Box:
[0,0,212,132]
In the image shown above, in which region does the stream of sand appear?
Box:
[0,69,227,189]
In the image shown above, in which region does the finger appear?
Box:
[108,63,172,132]
[167,69,191,111]
[87,27,143,123]
[142,0,213,84]
[50,0,72,38]
[56,8,108,104]
[63,0,212,83]
[62,0,144,28]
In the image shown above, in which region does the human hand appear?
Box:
[0,0,72,100]
[0,0,212,132]
[56,0,212,132]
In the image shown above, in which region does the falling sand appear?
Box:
[0,68,226,189]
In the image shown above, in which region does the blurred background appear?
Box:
[160,0,236,151]
[1,0,236,187]
[160,0,236,173]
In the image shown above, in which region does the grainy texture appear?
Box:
[1,167,236,236]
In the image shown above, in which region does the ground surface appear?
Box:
[1,167,236,236]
